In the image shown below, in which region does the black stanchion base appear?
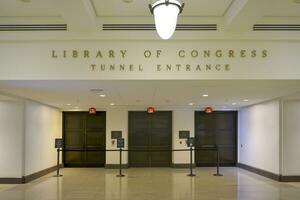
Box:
[213,173,223,176]
[116,174,125,177]
[53,174,63,177]
[187,174,196,177]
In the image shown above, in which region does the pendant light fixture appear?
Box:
[149,0,184,40]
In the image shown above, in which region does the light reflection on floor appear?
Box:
[0,167,300,200]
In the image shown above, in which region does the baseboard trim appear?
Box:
[238,163,280,181]
[0,164,63,184]
[105,164,128,169]
[238,163,300,182]
[0,178,23,184]
[171,164,196,168]
[279,176,300,182]
[196,163,237,167]
[24,164,63,183]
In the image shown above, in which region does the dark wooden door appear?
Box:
[63,111,106,167]
[195,111,237,166]
[128,111,172,167]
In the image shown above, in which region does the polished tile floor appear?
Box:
[0,167,300,200]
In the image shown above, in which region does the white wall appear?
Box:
[238,100,280,174]
[282,100,300,176]
[0,101,24,178]
[24,101,61,176]
[173,109,194,164]
[106,108,128,164]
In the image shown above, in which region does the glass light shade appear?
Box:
[152,0,181,40]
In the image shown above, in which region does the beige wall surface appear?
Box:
[0,41,300,80]
[24,101,62,176]
[0,98,62,178]
[238,100,280,174]
[0,101,24,177]
[282,100,300,176]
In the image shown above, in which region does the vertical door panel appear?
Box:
[128,111,172,167]
[63,112,85,164]
[195,111,237,166]
[150,112,172,167]
[128,112,150,167]
[63,112,106,167]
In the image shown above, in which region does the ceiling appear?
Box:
[0,0,298,18]
[93,0,233,17]
[0,0,60,17]
[0,94,19,102]
[0,80,300,110]
[0,0,299,41]
[265,0,300,17]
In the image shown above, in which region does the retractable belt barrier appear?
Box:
[55,148,223,178]
[55,147,222,177]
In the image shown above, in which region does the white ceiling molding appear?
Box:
[224,0,276,31]
[54,0,97,32]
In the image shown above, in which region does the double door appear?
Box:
[195,111,237,166]
[63,111,106,167]
[128,111,172,167]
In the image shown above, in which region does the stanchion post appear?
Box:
[187,138,196,177]
[213,145,223,176]
[54,148,63,177]
[54,138,63,177]
[116,138,125,177]
[117,148,125,177]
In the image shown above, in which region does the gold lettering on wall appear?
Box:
[155,64,231,72]
[73,50,78,58]
[50,48,269,73]
[215,50,222,58]
[228,50,234,58]
[191,50,198,58]
[51,50,128,58]
[51,50,57,58]
[109,50,115,58]
[89,64,144,72]
[84,50,90,58]
[90,64,96,71]
[240,50,246,58]
[121,50,127,58]
[251,50,256,58]
[96,50,103,58]
[157,65,161,71]
[178,50,185,58]
[262,50,268,58]
[51,49,269,59]
[204,50,210,58]
[144,50,151,58]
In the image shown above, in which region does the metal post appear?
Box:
[116,148,125,177]
[187,147,195,176]
[213,147,223,176]
[54,148,63,177]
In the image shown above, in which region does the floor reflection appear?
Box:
[0,167,300,200]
